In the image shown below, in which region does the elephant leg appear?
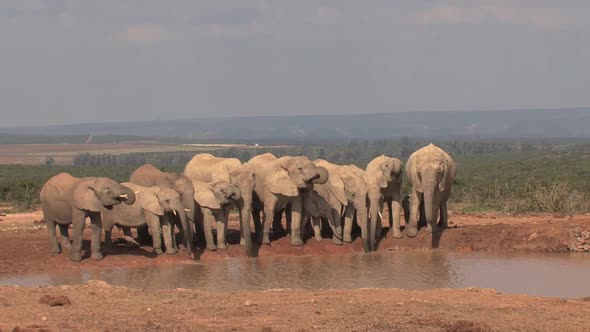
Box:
[216,206,229,250]
[59,224,71,251]
[47,219,60,254]
[390,195,403,239]
[439,201,449,229]
[89,214,104,260]
[262,205,274,245]
[343,205,356,245]
[69,209,86,261]
[104,225,114,248]
[145,213,164,255]
[406,190,421,238]
[289,198,304,246]
[311,217,322,242]
[284,205,292,236]
[202,209,217,251]
[161,214,178,255]
[137,226,151,245]
[329,209,343,245]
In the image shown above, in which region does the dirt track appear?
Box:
[1,211,589,331]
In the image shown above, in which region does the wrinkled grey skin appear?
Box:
[102,183,189,256]
[312,160,369,250]
[247,153,329,246]
[365,155,403,250]
[192,180,242,251]
[129,164,194,257]
[405,144,456,239]
[184,154,255,256]
[40,173,135,261]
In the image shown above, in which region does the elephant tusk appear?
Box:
[134,191,140,194]
[184,208,190,212]
[118,194,128,199]
[173,210,177,216]
[378,211,383,220]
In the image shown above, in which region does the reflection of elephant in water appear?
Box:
[129,164,194,252]
[102,183,192,257]
[365,155,403,247]
[247,153,329,246]
[192,180,242,251]
[405,144,456,238]
[40,173,135,261]
[184,154,255,255]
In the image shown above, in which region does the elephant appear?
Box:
[129,164,194,254]
[365,155,404,247]
[40,172,136,261]
[184,153,255,255]
[405,144,456,238]
[102,183,191,256]
[191,180,242,251]
[247,153,329,246]
[312,160,370,250]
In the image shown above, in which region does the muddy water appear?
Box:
[2,251,589,298]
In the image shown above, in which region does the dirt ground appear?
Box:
[0,211,589,331]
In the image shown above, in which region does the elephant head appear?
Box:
[73,178,136,212]
[268,157,329,196]
[229,166,255,254]
[375,157,403,188]
[169,174,196,220]
[411,158,450,227]
[194,181,241,209]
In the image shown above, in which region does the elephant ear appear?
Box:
[328,172,347,205]
[137,190,164,216]
[73,180,102,212]
[409,158,423,193]
[194,186,221,209]
[265,165,298,197]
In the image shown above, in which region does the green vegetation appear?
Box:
[1,140,589,214]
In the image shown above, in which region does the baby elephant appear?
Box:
[102,183,194,258]
[192,180,241,251]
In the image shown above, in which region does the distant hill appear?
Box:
[1,108,589,141]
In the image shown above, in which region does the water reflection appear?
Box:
[1,251,589,298]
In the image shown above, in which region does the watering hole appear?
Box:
[1,251,589,298]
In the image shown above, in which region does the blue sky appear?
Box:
[1,1,589,126]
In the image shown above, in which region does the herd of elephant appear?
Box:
[40,143,456,261]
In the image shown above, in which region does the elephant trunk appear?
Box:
[173,201,195,259]
[311,166,329,185]
[118,185,136,205]
[181,193,195,224]
[237,194,254,257]
[423,183,439,231]
[356,202,370,252]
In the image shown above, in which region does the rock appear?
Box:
[244,299,255,306]
[310,299,317,304]
[40,295,71,306]
[41,316,47,321]
[581,231,590,240]
[528,233,539,241]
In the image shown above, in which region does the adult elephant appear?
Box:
[365,155,404,245]
[192,180,242,251]
[40,173,135,261]
[184,154,254,255]
[129,164,194,252]
[405,144,456,238]
[102,183,191,257]
[247,153,328,246]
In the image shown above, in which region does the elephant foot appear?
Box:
[69,252,82,262]
[217,243,228,250]
[290,237,304,246]
[343,236,353,243]
[178,243,187,251]
[61,241,72,251]
[314,236,323,242]
[391,231,404,239]
[50,247,61,255]
[262,234,271,245]
[240,238,246,246]
[91,252,104,260]
[206,244,217,251]
[332,237,343,246]
[405,226,418,238]
[165,248,178,255]
[153,248,164,255]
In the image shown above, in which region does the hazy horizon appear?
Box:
[2,1,590,127]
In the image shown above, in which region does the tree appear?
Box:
[44,156,55,166]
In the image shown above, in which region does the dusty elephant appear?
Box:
[40,173,136,261]
[129,164,194,252]
[405,144,456,239]
[184,154,254,255]
[365,155,404,247]
[102,183,192,257]
[247,153,329,246]
[192,180,242,251]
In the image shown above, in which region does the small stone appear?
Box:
[310,299,317,304]
[244,300,254,306]
[528,233,538,241]
[41,316,47,321]
[396,302,404,305]
[147,308,152,311]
